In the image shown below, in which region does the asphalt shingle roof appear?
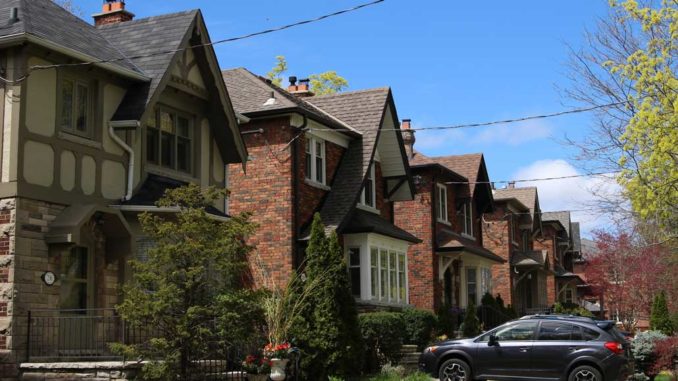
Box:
[542,211,572,236]
[0,0,139,73]
[494,187,540,222]
[342,209,420,243]
[437,230,505,263]
[433,154,484,195]
[98,10,197,120]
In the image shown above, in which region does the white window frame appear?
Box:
[436,183,449,223]
[458,201,474,238]
[480,267,493,297]
[359,164,377,209]
[305,135,326,186]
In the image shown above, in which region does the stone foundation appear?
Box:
[19,362,140,381]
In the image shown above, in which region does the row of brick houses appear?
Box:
[0,0,589,378]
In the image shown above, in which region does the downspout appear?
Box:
[108,121,140,201]
[291,114,308,270]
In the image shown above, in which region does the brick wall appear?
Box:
[394,168,436,311]
[482,204,514,305]
[296,135,345,229]
[228,117,296,289]
[534,225,558,305]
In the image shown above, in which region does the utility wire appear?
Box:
[0,0,384,83]
[444,171,620,185]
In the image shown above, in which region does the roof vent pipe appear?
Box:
[9,7,18,24]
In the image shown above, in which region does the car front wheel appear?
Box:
[568,365,603,381]
[438,358,472,381]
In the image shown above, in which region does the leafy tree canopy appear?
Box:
[266,56,348,95]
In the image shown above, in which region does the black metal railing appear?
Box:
[477,305,513,330]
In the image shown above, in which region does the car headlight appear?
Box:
[425,346,439,353]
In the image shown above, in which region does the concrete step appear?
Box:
[401,344,419,353]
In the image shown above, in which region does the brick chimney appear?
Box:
[93,0,134,26]
[287,77,314,97]
[401,119,416,159]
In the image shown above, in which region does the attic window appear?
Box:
[147,109,193,174]
[457,201,473,237]
[360,164,376,209]
[304,136,326,185]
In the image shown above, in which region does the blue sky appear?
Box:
[73,0,617,235]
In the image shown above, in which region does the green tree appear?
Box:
[650,291,673,335]
[266,56,348,94]
[567,0,677,233]
[114,185,260,380]
[462,300,481,338]
[291,214,364,380]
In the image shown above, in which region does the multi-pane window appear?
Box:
[147,110,193,173]
[564,288,574,304]
[436,184,448,222]
[466,267,477,305]
[457,201,474,237]
[60,247,89,311]
[348,248,361,297]
[360,164,376,208]
[59,77,96,138]
[305,136,326,185]
[368,246,407,304]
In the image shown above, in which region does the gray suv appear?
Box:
[419,315,631,381]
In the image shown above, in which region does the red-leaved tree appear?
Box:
[584,231,673,331]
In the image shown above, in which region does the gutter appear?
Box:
[108,120,139,201]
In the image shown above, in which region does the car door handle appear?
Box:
[519,347,530,352]
[568,346,579,352]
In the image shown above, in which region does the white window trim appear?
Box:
[436,183,449,224]
[305,135,327,186]
[459,202,474,238]
[359,164,377,210]
[347,247,362,297]
[465,266,478,306]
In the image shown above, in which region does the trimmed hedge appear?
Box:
[401,308,438,350]
[359,312,405,372]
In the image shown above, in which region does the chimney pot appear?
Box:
[288,77,314,97]
[289,76,297,86]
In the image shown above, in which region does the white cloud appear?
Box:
[510,159,623,237]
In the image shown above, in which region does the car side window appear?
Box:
[491,322,538,341]
[581,326,601,341]
[538,321,579,341]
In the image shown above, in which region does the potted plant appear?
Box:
[263,342,292,381]
[242,354,271,381]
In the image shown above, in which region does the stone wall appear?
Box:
[20,362,140,381]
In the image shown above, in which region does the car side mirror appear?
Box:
[488,335,499,346]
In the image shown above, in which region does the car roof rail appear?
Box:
[519,314,595,322]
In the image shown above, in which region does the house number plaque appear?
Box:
[41,271,56,286]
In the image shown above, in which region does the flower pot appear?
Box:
[247,374,268,381]
[269,358,289,381]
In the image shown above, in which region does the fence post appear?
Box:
[25,311,31,362]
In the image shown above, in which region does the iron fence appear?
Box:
[22,309,288,380]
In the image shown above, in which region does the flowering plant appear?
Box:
[241,354,271,374]
[263,342,291,359]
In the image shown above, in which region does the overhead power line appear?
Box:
[0,0,385,84]
[444,171,620,185]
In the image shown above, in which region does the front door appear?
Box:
[474,321,537,379]
[59,246,95,357]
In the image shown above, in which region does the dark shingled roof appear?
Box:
[0,0,140,73]
[342,209,421,243]
[433,154,484,195]
[512,250,548,267]
[571,222,581,252]
[408,150,468,181]
[437,230,505,263]
[306,88,392,231]
[494,187,540,224]
[98,11,198,121]
[542,211,571,236]
[222,68,359,135]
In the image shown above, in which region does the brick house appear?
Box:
[0,0,247,377]
[222,69,420,309]
[485,186,556,314]
[542,212,586,307]
[394,123,504,312]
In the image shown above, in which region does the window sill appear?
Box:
[437,219,451,226]
[461,233,476,240]
[147,165,199,184]
[356,203,380,215]
[58,131,101,149]
[304,178,330,191]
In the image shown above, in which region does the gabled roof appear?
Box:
[222,68,359,135]
[431,153,494,211]
[342,209,421,243]
[0,0,141,75]
[408,150,468,182]
[542,211,572,237]
[494,187,541,229]
[98,10,198,121]
[437,230,505,263]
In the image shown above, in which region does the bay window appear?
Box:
[348,248,361,297]
[480,267,492,297]
[362,245,407,304]
[466,267,477,305]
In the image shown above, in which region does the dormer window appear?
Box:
[360,164,376,209]
[305,136,326,185]
[58,76,97,139]
[457,201,473,237]
[147,109,193,174]
[436,184,448,223]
